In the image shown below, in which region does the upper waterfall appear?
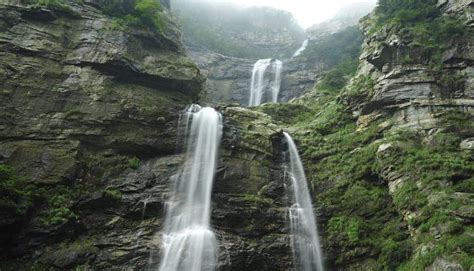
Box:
[149,105,222,271]
[292,39,309,58]
[283,132,324,271]
[249,58,283,106]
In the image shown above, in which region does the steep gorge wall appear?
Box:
[255,1,474,269]
[0,1,202,268]
[0,2,296,269]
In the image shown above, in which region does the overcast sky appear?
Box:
[176,0,378,28]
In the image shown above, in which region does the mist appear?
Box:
[173,0,377,28]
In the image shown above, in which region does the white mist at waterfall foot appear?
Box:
[292,39,309,58]
[149,105,222,271]
[248,58,283,106]
[283,132,324,271]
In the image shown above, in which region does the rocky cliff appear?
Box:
[0,1,204,269]
[192,5,369,106]
[0,1,296,269]
[249,0,474,269]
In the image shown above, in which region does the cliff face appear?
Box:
[0,1,202,268]
[192,7,368,107]
[193,48,322,106]
[0,2,295,269]
[255,1,474,269]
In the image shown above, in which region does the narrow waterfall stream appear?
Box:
[249,58,283,106]
[292,39,309,58]
[271,60,283,103]
[283,132,324,271]
[150,105,222,271]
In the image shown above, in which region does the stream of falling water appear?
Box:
[283,132,324,271]
[292,39,309,58]
[249,58,283,106]
[149,105,222,271]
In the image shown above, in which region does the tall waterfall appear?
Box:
[151,105,222,271]
[292,39,309,58]
[271,60,283,103]
[283,132,324,271]
[249,58,283,106]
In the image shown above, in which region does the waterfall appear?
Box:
[150,105,222,271]
[292,39,309,58]
[283,132,324,271]
[249,58,283,106]
[271,60,283,103]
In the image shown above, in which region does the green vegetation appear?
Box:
[23,0,164,32]
[262,70,472,269]
[376,0,439,23]
[318,60,359,91]
[243,193,274,207]
[128,156,140,169]
[0,164,34,216]
[374,0,468,66]
[103,187,122,201]
[299,26,363,69]
[0,164,85,227]
[39,186,78,226]
[372,111,474,269]
[174,2,304,58]
[101,0,164,32]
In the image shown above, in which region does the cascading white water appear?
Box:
[283,132,324,271]
[292,39,309,58]
[249,58,283,106]
[249,58,272,106]
[150,105,222,271]
[271,60,283,103]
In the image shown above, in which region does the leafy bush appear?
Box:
[0,164,34,216]
[128,156,140,169]
[39,187,77,226]
[300,26,363,69]
[376,0,439,23]
[101,0,164,32]
[103,187,122,200]
[375,0,468,66]
[318,60,358,91]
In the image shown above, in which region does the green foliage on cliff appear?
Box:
[103,187,122,201]
[0,164,81,227]
[374,0,468,66]
[371,112,474,269]
[23,0,164,32]
[318,60,358,91]
[101,0,164,32]
[290,95,412,269]
[38,185,78,226]
[377,0,439,23]
[0,164,34,216]
[128,156,140,169]
[300,26,363,69]
[174,2,304,58]
[268,77,472,269]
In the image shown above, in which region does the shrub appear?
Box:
[40,195,76,226]
[128,156,140,169]
[103,187,122,200]
[301,26,363,69]
[101,0,164,32]
[0,164,34,216]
